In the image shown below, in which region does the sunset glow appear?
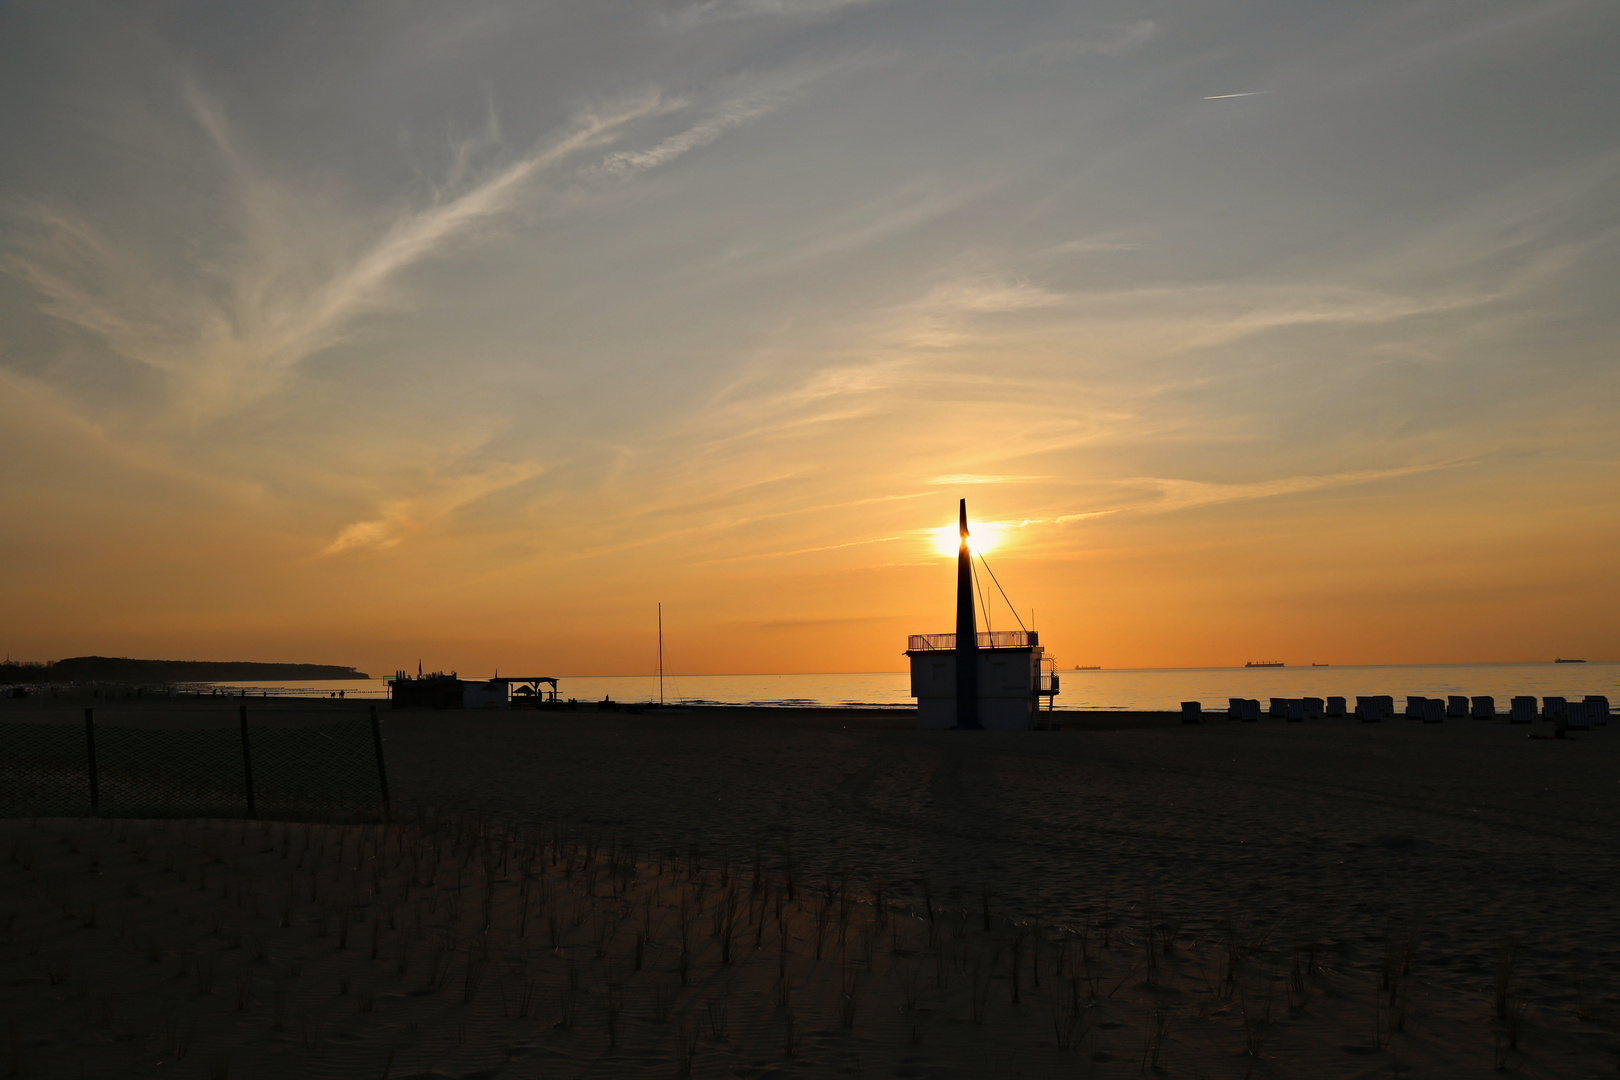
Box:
[933,523,1005,559]
[0,4,1616,675]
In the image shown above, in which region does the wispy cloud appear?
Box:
[1028,20,1158,61]
[929,474,1052,486]
[589,93,780,181]
[320,461,545,556]
[666,0,884,29]
[1111,464,1455,515]
[3,82,776,420]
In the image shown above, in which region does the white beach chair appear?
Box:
[1326,696,1346,717]
[1584,695,1609,725]
[1470,696,1494,718]
[1446,696,1468,718]
[1510,696,1536,724]
[1422,698,1445,723]
[1542,696,1567,722]
[1181,701,1201,724]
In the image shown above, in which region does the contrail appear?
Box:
[1203,91,1268,99]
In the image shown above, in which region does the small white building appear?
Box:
[462,680,509,709]
[907,631,1054,730]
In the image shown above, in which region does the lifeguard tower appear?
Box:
[905,501,1057,730]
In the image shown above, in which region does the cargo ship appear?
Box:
[1245,661,1284,668]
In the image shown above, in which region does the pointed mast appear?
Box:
[955,498,981,729]
[658,602,664,706]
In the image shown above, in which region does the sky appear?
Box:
[2,0,1618,677]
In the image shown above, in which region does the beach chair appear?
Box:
[1228,697,1245,719]
[1422,698,1445,723]
[1566,701,1591,730]
[1181,701,1201,724]
[1355,696,1381,722]
[1326,696,1346,717]
[1242,699,1261,722]
[1446,695,1468,718]
[1509,696,1536,724]
[1470,695,1494,718]
[1284,699,1305,722]
[1585,695,1609,725]
[1542,696,1567,722]
[1302,697,1324,719]
[1405,696,1426,718]
[1269,697,1288,718]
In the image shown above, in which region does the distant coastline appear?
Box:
[0,656,368,683]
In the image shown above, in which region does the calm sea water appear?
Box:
[208,661,1616,712]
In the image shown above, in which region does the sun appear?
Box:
[933,521,1003,558]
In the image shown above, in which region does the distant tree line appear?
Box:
[0,656,368,683]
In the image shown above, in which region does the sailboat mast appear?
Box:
[658,603,664,706]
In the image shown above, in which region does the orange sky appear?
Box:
[2,2,1618,676]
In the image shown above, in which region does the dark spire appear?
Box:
[955,498,981,729]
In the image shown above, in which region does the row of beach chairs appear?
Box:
[1179,695,1610,726]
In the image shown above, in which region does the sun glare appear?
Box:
[933,522,1003,558]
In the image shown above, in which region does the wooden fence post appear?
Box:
[83,708,99,815]
[370,704,391,814]
[239,704,255,819]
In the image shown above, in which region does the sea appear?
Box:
[205,661,1617,712]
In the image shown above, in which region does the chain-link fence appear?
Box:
[0,707,388,820]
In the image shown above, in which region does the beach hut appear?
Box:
[1269,697,1289,718]
[1542,696,1567,722]
[1405,696,1427,718]
[1302,697,1324,719]
[1228,697,1245,717]
[1234,698,1260,721]
[1585,695,1610,725]
[907,501,1052,730]
[1566,701,1591,730]
[1326,696,1346,717]
[462,681,507,709]
[1509,696,1536,724]
[1355,696,1380,722]
[1422,698,1445,723]
[1366,696,1395,721]
[1470,696,1494,718]
[1285,699,1305,722]
[1181,701,1201,724]
[1446,695,1468,718]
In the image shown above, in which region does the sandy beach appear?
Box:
[3,697,1617,1076]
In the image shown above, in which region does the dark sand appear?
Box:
[3,696,1617,1076]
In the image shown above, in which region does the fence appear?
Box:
[0,705,389,820]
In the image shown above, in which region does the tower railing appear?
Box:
[907,631,1036,651]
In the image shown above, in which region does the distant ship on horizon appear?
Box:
[1073,664,1100,670]
[1555,658,1586,663]
[1245,661,1284,668]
